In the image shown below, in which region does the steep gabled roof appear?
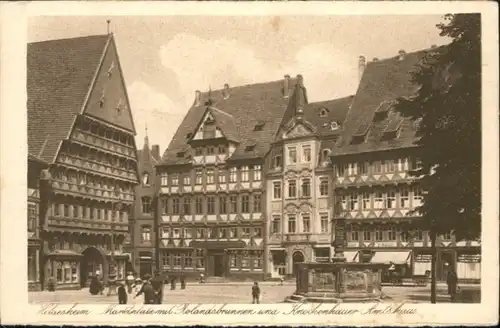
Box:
[160,78,296,165]
[303,96,353,136]
[333,48,441,156]
[27,34,110,163]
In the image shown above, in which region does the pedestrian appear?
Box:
[446,268,458,302]
[280,276,284,286]
[118,282,128,304]
[134,277,143,294]
[134,274,155,304]
[200,273,205,284]
[252,281,261,304]
[126,272,135,294]
[171,277,177,290]
[180,274,186,290]
[151,271,164,304]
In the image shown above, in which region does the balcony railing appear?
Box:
[283,233,313,243]
[51,179,134,203]
[57,154,137,182]
[72,129,136,159]
[47,216,128,232]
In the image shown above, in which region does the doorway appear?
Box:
[81,247,105,288]
[292,251,305,277]
[438,251,455,281]
[213,255,224,277]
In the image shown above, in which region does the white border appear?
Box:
[0,1,498,326]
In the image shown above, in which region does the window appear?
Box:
[229,227,237,238]
[141,226,151,243]
[375,230,383,241]
[359,162,369,174]
[413,188,423,207]
[171,174,179,186]
[319,179,329,196]
[374,192,384,209]
[241,227,251,237]
[229,167,237,183]
[195,197,203,214]
[206,169,214,184]
[207,146,215,155]
[229,195,237,213]
[196,228,205,239]
[335,163,347,177]
[218,170,226,184]
[414,230,423,241]
[28,204,36,232]
[183,175,191,186]
[241,195,250,213]
[173,253,181,266]
[397,158,409,171]
[219,196,227,214]
[302,214,311,233]
[207,196,215,214]
[340,195,348,210]
[195,147,203,156]
[274,155,282,168]
[400,188,410,208]
[253,165,262,181]
[252,194,261,212]
[254,227,262,238]
[442,232,451,241]
[271,216,281,234]
[195,169,203,185]
[171,198,180,214]
[348,163,357,176]
[385,160,396,173]
[218,145,226,154]
[362,192,371,209]
[302,145,312,162]
[321,149,331,165]
[287,215,296,233]
[386,190,396,209]
[288,147,297,164]
[363,228,372,241]
[273,182,282,199]
[64,204,69,217]
[288,180,297,198]
[301,179,311,197]
[372,161,382,173]
[142,173,150,186]
[141,197,151,214]
[240,166,249,182]
[349,193,359,211]
[388,228,397,241]
[254,122,265,131]
[320,214,329,233]
[348,229,359,242]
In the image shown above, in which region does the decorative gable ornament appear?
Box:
[107,61,115,78]
[283,123,313,139]
[116,98,125,116]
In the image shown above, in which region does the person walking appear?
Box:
[151,271,164,304]
[446,268,458,302]
[252,282,261,304]
[117,282,128,304]
[134,274,156,304]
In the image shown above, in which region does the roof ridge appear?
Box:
[365,45,448,66]
[28,34,110,45]
[209,106,234,118]
[199,77,296,94]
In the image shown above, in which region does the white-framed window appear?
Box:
[206,168,214,184]
[397,158,410,171]
[363,228,372,241]
[241,166,249,182]
[183,197,191,215]
[287,215,296,233]
[400,188,410,208]
[301,178,311,197]
[302,213,311,233]
[195,169,203,185]
[385,160,396,173]
[375,230,384,241]
[340,195,348,210]
[219,196,227,214]
[359,162,369,174]
[288,147,297,164]
[174,253,182,266]
[413,187,423,207]
[302,145,312,162]
[142,173,150,186]
[362,192,371,209]
[252,194,261,212]
[229,167,237,182]
[141,197,152,214]
[253,165,262,181]
[349,193,359,211]
[348,163,357,176]
[388,228,397,241]
[372,161,382,173]
[386,190,396,209]
[218,170,226,184]
[183,174,190,186]
[288,180,297,198]
[171,174,179,186]
[335,163,347,177]
[374,192,384,209]
[172,198,180,214]
[271,216,281,234]
[207,196,215,214]
[319,179,329,196]
[273,181,282,199]
[141,226,151,243]
[320,214,329,233]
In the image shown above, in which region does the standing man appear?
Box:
[134,274,155,304]
[151,271,164,304]
[252,282,261,304]
[446,268,458,302]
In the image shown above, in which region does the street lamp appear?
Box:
[107,200,122,296]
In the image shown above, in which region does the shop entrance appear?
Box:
[80,247,106,288]
[213,255,225,277]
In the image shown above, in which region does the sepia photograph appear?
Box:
[0,1,498,326]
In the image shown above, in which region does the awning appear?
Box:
[371,251,411,265]
[343,251,359,262]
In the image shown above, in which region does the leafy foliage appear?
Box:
[394,14,481,241]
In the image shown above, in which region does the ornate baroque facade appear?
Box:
[27,34,139,290]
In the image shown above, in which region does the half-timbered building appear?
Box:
[330,49,480,283]
[28,34,139,289]
[265,75,353,278]
[156,77,297,280]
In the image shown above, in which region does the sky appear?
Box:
[28,15,450,154]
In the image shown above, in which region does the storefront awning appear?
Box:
[343,251,359,262]
[371,251,411,265]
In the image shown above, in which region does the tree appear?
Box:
[395,14,481,242]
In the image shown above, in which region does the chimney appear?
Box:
[283,74,290,98]
[195,90,202,106]
[295,74,306,116]
[372,57,379,62]
[398,49,406,61]
[431,44,437,49]
[296,74,304,87]
[151,145,160,160]
[222,83,230,99]
[358,56,366,82]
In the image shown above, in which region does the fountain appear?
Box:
[285,216,389,303]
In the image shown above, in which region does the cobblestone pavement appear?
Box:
[29,283,480,304]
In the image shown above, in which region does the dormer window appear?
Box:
[186,133,192,140]
[319,108,329,117]
[142,173,150,186]
[253,121,265,131]
[330,121,340,131]
[351,123,371,144]
[382,118,404,140]
[176,151,185,158]
[245,144,256,152]
[374,100,396,121]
